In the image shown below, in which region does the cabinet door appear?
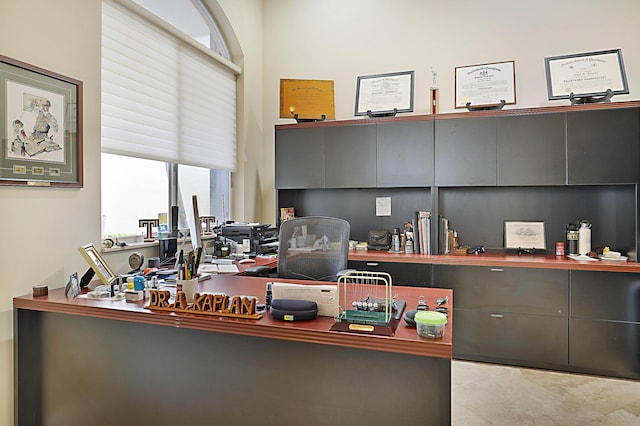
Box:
[435,117,497,186]
[497,113,566,185]
[376,121,434,187]
[434,265,568,316]
[275,128,325,188]
[567,107,640,184]
[348,260,432,287]
[325,125,377,188]
[454,309,569,365]
[570,319,640,379]
[571,270,640,322]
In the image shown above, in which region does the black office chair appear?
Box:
[277,216,350,281]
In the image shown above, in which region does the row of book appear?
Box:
[410,213,458,254]
[411,211,431,255]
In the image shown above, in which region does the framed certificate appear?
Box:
[504,221,546,250]
[544,49,629,100]
[280,79,335,120]
[455,61,516,109]
[355,70,414,116]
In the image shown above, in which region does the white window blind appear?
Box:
[102,0,238,171]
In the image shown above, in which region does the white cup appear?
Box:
[177,278,198,303]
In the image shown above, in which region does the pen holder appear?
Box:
[177,278,198,304]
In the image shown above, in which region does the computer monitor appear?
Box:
[78,243,118,287]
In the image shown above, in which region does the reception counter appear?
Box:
[14,275,453,425]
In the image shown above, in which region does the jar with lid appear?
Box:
[578,220,592,255]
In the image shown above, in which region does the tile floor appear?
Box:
[452,360,640,425]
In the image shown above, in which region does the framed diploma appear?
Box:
[355,70,414,116]
[280,79,335,120]
[455,61,516,109]
[544,49,629,100]
[504,221,546,250]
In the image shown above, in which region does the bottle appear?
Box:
[578,220,592,255]
[405,230,414,254]
[392,228,401,252]
[566,223,579,255]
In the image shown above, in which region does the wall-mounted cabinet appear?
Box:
[435,117,497,186]
[567,108,640,185]
[275,127,325,188]
[377,121,434,187]
[324,125,377,188]
[497,113,566,185]
[274,101,640,379]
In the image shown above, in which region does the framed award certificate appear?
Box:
[355,70,414,116]
[544,49,629,100]
[455,61,516,109]
[504,221,546,250]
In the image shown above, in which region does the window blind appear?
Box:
[102,0,238,171]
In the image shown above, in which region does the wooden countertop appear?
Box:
[348,250,640,273]
[13,274,453,359]
[275,100,640,129]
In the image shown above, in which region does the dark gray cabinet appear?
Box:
[325,125,377,188]
[567,108,640,184]
[453,310,568,365]
[435,117,497,186]
[569,271,640,378]
[275,103,640,378]
[348,260,431,287]
[377,121,434,187]
[497,113,566,185]
[434,265,569,365]
[275,127,325,188]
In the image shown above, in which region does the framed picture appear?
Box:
[280,79,335,120]
[355,70,414,116]
[544,49,629,100]
[455,60,516,109]
[0,55,82,187]
[504,221,546,250]
[78,244,118,287]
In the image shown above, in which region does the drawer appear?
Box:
[434,265,568,316]
[571,271,640,322]
[348,261,431,287]
[570,318,640,379]
[454,309,568,365]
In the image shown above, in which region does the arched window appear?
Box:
[102,0,237,247]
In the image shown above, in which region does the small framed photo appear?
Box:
[455,60,516,108]
[504,221,546,250]
[78,244,118,287]
[355,70,414,116]
[544,49,629,100]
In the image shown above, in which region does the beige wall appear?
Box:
[0,0,261,424]
[0,0,102,423]
[259,0,640,224]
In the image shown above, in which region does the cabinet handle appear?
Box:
[366,263,379,267]
[490,268,504,272]
[490,313,504,318]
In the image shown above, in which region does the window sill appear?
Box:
[100,235,216,253]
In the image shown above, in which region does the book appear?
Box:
[417,211,431,255]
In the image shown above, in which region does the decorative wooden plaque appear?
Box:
[280,79,335,120]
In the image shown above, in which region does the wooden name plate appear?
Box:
[145,289,263,320]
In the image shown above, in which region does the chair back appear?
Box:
[278,216,350,281]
